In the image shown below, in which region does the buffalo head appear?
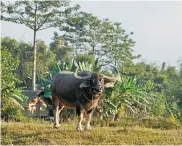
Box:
[74,72,120,94]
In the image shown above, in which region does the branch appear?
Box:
[24,22,34,30]
[25,3,35,11]
[95,61,112,70]
[19,13,34,30]
[36,14,52,30]
[97,51,109,60]
[17,1,35,11]
[37,24,55,31]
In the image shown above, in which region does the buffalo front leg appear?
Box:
[76,112,83,131]
[76,103,83,131]
[85,108,93,131]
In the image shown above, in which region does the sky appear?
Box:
[1,1,182,67]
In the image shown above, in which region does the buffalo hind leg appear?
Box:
[53,107,59,128]
[53,96,62,128]
[85,108,94,131]
[58,103,64,123]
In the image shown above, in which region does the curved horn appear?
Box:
[103,74,121,82]
[103,73,121,88]
[103,66,121,82]
[74,72,92,80]
[109,65,121,81]
[109,65,120,75]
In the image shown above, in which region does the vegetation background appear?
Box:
[1,1,182,145]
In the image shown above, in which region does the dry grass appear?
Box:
[1,121,182,145]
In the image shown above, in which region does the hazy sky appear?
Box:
[1,1,182,67]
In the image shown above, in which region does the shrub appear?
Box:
[1,97,24,122]
[1,48,27,121]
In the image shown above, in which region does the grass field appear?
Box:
[1,120,182,145]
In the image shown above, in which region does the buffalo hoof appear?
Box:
[53,124,60,129]
[85,125,92,131]
[76,126,83,132]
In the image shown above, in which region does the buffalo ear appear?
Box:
[104,81,114,88]
[80,81,90,88]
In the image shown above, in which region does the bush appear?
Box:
[1,48,28,122]
[1,97,24,122]
[75,54,95,65]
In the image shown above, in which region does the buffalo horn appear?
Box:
[74,72,92,80]
[103,72,121,82]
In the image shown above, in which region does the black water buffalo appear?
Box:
[51,71,119,131]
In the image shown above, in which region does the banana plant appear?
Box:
[37,59,75,98]
[74,61,93,72]
[106,76,152,117]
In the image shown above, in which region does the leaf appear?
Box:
[125,104,136,113]
[78,61,83,71]
[140,97,150,105]
[10,97,25,110]
[105,99,117,109]
[56,62,61,72]
[10,93,23,102]
[124,99,132,106]
[74,61,79,68]
[43,90,52,98]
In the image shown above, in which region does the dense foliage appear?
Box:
[1,1,182,123]
[1,47,27,121]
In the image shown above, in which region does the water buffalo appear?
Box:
[51,71,119,131]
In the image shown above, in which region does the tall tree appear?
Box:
[61,12,136,71]
[49,32,74,61]
[1,37,55,89]
[2,1,79,90]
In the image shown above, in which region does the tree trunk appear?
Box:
[32,30,36,91]
[32,2,37,91]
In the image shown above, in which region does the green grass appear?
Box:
[1,120,182,145]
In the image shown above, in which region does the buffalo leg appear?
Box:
[76,103,83,131]
[85,108,93,130]
[53,96,60,128]
[76,111,83,131]
[58,103,64,123]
